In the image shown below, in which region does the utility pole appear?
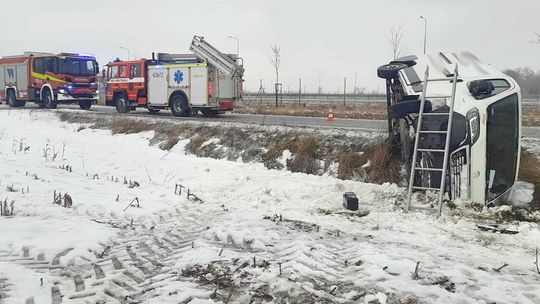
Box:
[318,72,322,94]
[343,77,347,107]
[354,72,358,95]
[420,16,427,54]
[298,78,302,106]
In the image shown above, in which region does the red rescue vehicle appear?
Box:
[105,36,244,116]
[0,52,99,109]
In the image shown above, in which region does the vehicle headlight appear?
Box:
[467,107,480,145]
[95,90,100,94]
[58,88,67,94]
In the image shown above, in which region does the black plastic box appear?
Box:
[343,192,359,211]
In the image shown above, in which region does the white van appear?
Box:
[378,52,521,206]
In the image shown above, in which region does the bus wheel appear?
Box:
[115,94,130,113]
[170,93,190,117]
[79,100,92,110]
[42,90,57,109]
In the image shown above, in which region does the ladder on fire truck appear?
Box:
[406,64,459,217]
[189,36,244,77]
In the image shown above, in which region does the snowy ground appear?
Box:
[0,110,539,304]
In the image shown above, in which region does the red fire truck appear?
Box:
[105,36,244,116]
[0,52,99,109]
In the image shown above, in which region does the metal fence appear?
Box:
[242,92,386,106]
[242,92,540,108]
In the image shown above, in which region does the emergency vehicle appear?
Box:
[105,36,244,116]
[0,52,99,109]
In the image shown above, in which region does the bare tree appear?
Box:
[269,44,282,107]
[389,26,404,60]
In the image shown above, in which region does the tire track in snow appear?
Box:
[0,201,227,303]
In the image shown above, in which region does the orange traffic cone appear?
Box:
[326,108,335,122]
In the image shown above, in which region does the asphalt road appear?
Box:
[1,103,539,139]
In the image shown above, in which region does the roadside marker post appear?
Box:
[326,108,335,122]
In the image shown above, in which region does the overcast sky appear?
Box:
[1,0,539,93]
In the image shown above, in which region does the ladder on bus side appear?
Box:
[406,64,459,217]
[189,36,244,77]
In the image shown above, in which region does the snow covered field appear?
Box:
[0,110,539,304]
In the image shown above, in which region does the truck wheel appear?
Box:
[200,108,216,117]
[115,94,130,113]
[6,90,15,107]
[170,94,190,117]
[377,62,408,79]
[41,89,57,109]
[6,90,24,107]
[399,119,413,178]
[79,100,92,110]
[388,99,432,119]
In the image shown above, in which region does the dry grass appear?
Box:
[238,102,540,127]
[185,135,209,156]
[261,135,298,170]
[523,105,540,127]
[337,152,368,180]
[184,127,221,156]
[519,150,540,210]
[287,137,320,174]
[236,102,387,120]
[364,138,400,184]
[110,118,154,134]
[55,111,399,183]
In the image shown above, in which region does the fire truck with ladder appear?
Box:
[0,52,99,109]
[105,36,244,116]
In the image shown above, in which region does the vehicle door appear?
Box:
[128,63,145,104]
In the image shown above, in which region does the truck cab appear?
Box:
[105,59,148,111]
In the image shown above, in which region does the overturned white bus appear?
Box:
[378,52,521,206]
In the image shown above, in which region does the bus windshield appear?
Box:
[58,58,96,76]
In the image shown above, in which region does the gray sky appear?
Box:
[1,0,539,93]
